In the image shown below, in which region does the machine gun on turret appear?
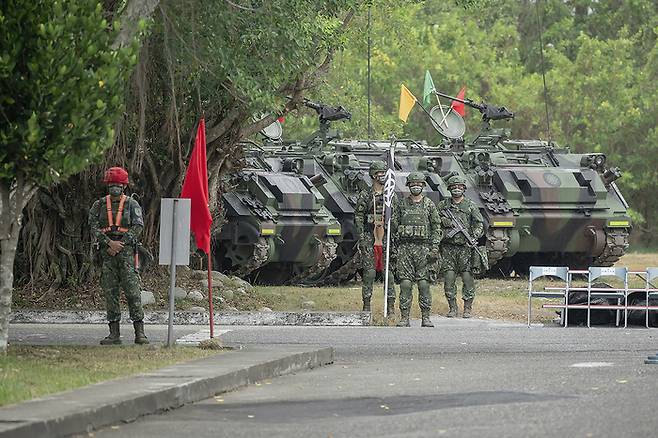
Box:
[433,90,514,128]
[301,99,352,149]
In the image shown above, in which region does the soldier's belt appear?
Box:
[441,241,467,247]
[399,238,431,244]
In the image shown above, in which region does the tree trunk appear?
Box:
[0,178,35,354]
[112,0,162,49]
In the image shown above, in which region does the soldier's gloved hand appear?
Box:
[441,217,453,228]
[107,240,124,256]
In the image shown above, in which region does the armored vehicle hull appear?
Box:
[251,134,630,281]
[216,151,341,284]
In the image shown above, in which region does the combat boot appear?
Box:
[100,321,121,345]
[362,299,371,312]
[133,320,149,344]
[463,299,473,319]
[397,309,411,327]
[446,298,458,318]
[386,299,396,317]
[421,311,434,327]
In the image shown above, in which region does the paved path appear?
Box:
[10,317,658,438]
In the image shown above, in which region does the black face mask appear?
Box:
[108,185,123,197]
[376,174,386,185]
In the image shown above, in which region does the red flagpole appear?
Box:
[207,252,214,338]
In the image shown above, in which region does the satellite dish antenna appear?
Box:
[429,105,465,139]
[254,114,283,140]
[261,120,283,140]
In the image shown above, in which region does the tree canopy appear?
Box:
[0,0,136,186]
[282,0,658,237]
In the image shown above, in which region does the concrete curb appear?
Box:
[10,309,371,326]
[0,346,333,438]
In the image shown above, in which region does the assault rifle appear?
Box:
[441,207,488,268]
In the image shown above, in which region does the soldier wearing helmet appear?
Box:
[354,160,398,314]
[392,172,442,327]
[437,174,484,318]
[88,167,148,345]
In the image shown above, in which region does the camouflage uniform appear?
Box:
[438,182,484,317]
[393,173,442,327]
[354,181,398,312]
[89,167,148,344]
[89,195,144,322]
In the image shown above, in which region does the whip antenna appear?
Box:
[535,0,552,143]
[367,5,372,142]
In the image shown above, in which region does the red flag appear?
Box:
[451,86,466,116]
[181,118,212,254]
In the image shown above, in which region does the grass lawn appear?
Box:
[252,279,558,324]
[247,251,658,324]
[13,252,658,324]
[0,345,219,407]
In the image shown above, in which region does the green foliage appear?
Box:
[0,0,136,186]
[161,0,357,117]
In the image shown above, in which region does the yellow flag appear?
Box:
[398,84,417,122]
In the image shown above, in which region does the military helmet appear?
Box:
[406,172,426,185]
[103,167,129,185]
[369,161,387,177]
[447,175,467,187]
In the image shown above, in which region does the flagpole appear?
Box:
[207,251,215,338]
[414,101,445,137]
[383,215,392,319]
[434,91,453,128]
[382,140,395,318]
[433,89,450,128]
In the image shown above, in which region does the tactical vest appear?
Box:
[365,192,386,227]
[398,198,430,241]
[100,195,130,236]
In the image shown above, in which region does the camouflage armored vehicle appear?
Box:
[218,95,631,282]
[215,143,342,284]
[423,91,631,275]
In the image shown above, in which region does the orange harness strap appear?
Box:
[101,195,129,233]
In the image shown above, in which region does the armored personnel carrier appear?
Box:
[215,143,342,284]
[217,95,631,282]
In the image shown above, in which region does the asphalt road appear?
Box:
[10,318,658,438]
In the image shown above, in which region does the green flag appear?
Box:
[423,70,435,108]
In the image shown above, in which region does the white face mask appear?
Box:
[409,186,423,196]
[450,187,464,198]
